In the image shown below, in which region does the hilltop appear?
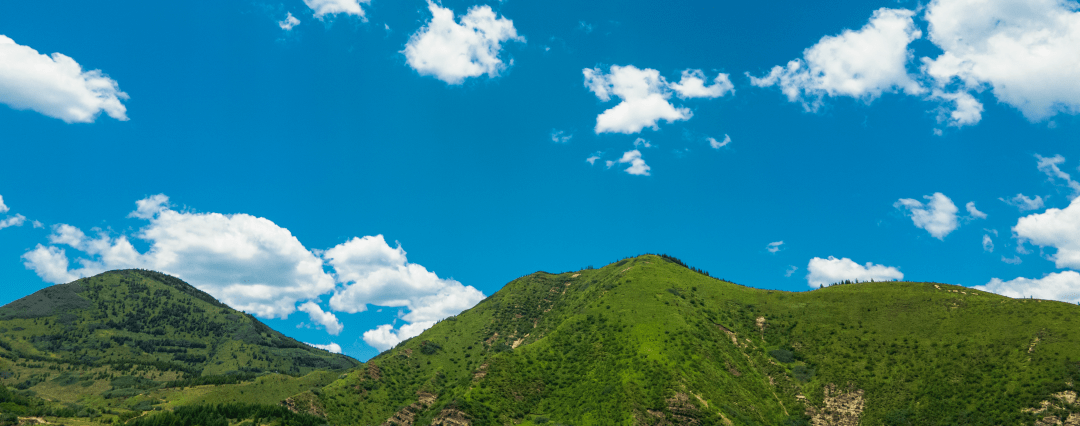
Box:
[0,269,358,423]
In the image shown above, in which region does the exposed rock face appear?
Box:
[807,384,864,426]
[382,392,439,426]
[430,408,471,426]
[1027,391,1080,426]
[282,392,327,418]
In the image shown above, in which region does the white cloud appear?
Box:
[303,0,367,20]
[965,201,987,219]
[0,195,7,213]
[0,35,128,123]
[1014,196,1080,269]
[22,194,336,319]
[922,0,1080,122]
[279,12,301,30]
[976,271,1080,304]
[633,138,653,148]
[1001,193,1045,211]
[22,245,78,284]
[585,152,602,165]
[614,150,650,176]
[20,194,482,353]
[749,8,923,110]
[0,214,25,230]
[767,241,783,253]
[806,256,904,287]
[304,342,343,354]
[550,129,572,144]
[983,234,995,252]
[32,220,43,229]
[930,89,984,127]
[894,192,959,240]
[324,235,485,348]
[708,135,731,149]
[362,321,436,352]
[1036,154,1080,199]
[403,1,523,85]
[583,65,692,134]
[298,301,343,335]
[1002,255,1023,264]
[669,69,734,99]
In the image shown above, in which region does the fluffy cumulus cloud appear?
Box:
[305,342,343,354]
[279,12,301,30]
[894,192,960,240]
[584,66,733,134]
[976,271,1080,304]
[22,195,334,318]
[403,1,523,85]
[752,0,1080,125]
[806,256,904,287]
[0,35,128,123]
[922,0,1080,122]
[983,234,995,252]
[669,69,735,99]
[1001,194,1045,211]
[20,195,485,353]
[362,322,437,353]
[303,0,368,20]
[767,241,784,253]
[1014,197,1080,269]
[0,195,7,213]
[613,150,650,176]
[0,212,25,230]
[324,235,485,351]
[298,301,343,335]
[750,8,923,110]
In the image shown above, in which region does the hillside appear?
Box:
[0,269,359,423]
[306,254,1079,426]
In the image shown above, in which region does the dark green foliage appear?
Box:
[0,282,90,320]
[0,270,359,385]
[769,348,795,363]
[128,403,327,426]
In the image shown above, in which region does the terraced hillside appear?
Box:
[0,269,358,423]
[307,254,1079,426]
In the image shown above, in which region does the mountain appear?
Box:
[2,256,1079,426]
[0,269,358,423]
[305,254,1079,426]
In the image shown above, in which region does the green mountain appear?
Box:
[2,256,1080,426]
[0,269,358,424]
[308,254,1079,426]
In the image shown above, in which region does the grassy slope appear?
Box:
[0,270,359,422]
[315,254,1080,426]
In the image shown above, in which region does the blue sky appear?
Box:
[1,0,1079,360]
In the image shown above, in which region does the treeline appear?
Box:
[127,403,327,426]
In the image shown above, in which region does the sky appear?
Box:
[1,0,1079,361]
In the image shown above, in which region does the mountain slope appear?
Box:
[0,269,359,421]
[310,254,1079,426]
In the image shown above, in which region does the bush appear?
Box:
[769,349,795,364]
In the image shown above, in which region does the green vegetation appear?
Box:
[0,269,358,423]
[127,403,326,426]
[312,254,1080,426]
[2,257,1079,425]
